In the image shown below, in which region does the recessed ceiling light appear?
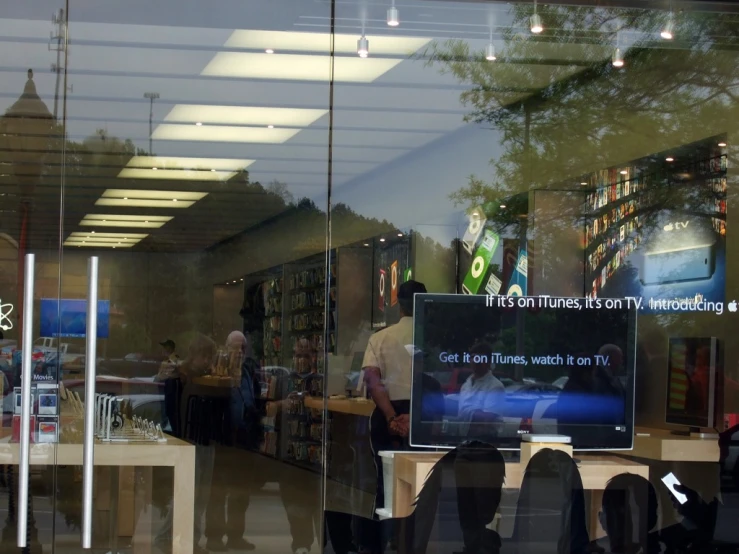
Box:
[364,243,370,247]
[265,48,274,54]
[379,238,386,242]
[240,278,244,281]
[164,105,327,127]
[666,157,674,162]
[718,141,727,147]
[267,125,274,129]
[152,167,158,171]
[195,122,202,126]
[123,197,128,200]
[152,123,302,144]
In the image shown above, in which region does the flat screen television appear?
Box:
[410,294,636,450]
[39,299,110,339]
[665,337,719,430]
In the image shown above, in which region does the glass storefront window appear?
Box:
[0,1,738,553]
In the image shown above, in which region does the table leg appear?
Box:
[173,449,195,554]
[132,466,153,554]
[589,489,605,540]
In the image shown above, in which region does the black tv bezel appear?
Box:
[409,293,636,451]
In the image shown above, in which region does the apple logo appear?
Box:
[663,223,674,232]
[729,300,737,313]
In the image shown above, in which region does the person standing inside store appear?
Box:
[204,331,258,552]
[362,279,427,553]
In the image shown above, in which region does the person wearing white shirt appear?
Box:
[458,343,506,423]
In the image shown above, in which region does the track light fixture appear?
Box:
[387,0,399,27]
[486,25,496,61]
[661,11,674,40]
[357,35,369,58]
[612,32,624,68]
[530,0,543,34]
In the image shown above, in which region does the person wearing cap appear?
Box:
[361,279,427,553]
[160,339,179,364]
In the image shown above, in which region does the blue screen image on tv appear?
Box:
[40,299,110,338]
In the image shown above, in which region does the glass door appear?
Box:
[0,2,68,552]
[53,1,332,553]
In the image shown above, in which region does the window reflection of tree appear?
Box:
[423,4,734,307]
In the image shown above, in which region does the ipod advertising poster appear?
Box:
[458,205,529,298]
[372,236,412,329]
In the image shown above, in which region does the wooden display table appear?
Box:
[191,375,239,389]
[385,451,648,538]
[631,427,720,462]
[0,432,195,554]
[304,396,375,417]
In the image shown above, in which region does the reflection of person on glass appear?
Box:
[594,344,626,397]
[458,342,505,425]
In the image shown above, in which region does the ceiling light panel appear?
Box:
[202,53,403,83]
[95,189,206,209]
[69,232,148,240]
[80,214,172,229]
[118,168,239,181]
[102,189,207,201]
[125,155,255,171]
[224,30,430,56]
[164,105,327,127]
[119,155,255,181]
[96,199,196,208]
[151,123,301,143]
[64,241,135,248]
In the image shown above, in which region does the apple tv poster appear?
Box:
[583,144,726,315]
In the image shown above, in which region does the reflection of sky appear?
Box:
[0,0,719,249]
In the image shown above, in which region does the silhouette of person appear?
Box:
[509,448,589,554]
[671,424,739,552]
[592,473,669,554]
[326,441,506,554]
